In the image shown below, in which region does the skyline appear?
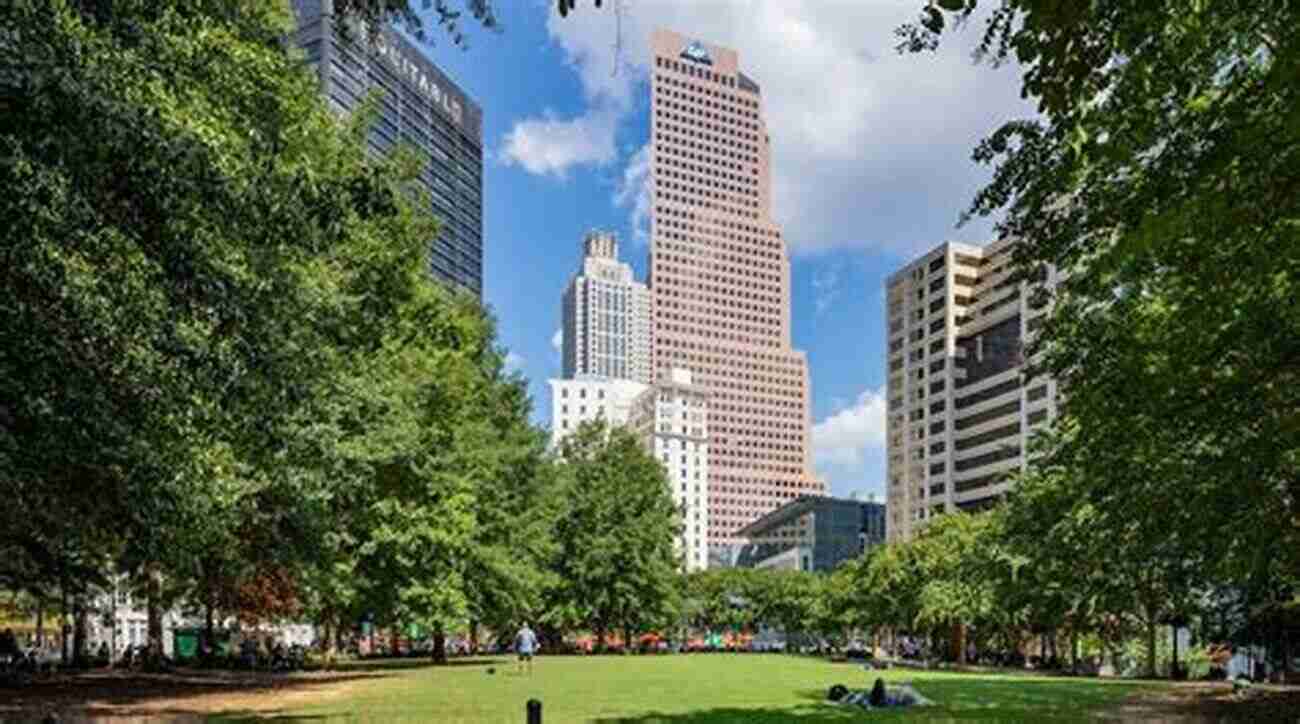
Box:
[412,2,1036,499]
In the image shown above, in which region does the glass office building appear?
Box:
[291,0,484,295]
[722,495,887,572]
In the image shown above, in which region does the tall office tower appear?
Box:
[628,368,710,571]
[290,0,484,295]
[884,239,1060,542]
[648,29,822,562]
[561,231,652,384]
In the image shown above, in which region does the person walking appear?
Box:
[514,622,538,676]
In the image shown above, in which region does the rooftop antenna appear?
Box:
[611,0,626,77]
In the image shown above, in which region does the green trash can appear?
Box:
[173,629,200,661]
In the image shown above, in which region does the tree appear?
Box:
[548,420,680,649]
[747,570,820,648]
[2,0,430,646]
[337,0,604,47]
[901,0,1300,645]
[3,0,545,668]
[681,569,755,639]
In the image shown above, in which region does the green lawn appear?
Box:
[225,654,1161,722]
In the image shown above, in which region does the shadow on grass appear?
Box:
[337,656,507,673]
[593,704,877,723]
[210,713,332,723]
[596,676,1153,723]
[0,669,387,719]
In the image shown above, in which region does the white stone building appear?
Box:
[561,231,651,384]
[629,368,710,571]
[548,376,649,448]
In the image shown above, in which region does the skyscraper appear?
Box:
[648,29,822,560]
[884,239,1059,542]
[290,0,484,295]
[561,231,652,384]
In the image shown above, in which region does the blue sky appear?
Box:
[415,1,1033,498]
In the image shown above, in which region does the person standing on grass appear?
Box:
[515,622,538,675]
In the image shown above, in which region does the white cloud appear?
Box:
[523,1,1035,255]
[613,142,652,242]
[551,329,562,352]
[504,351,526,374]
[812,386,888,467]
[499,107,620,178]
[811,263,841,315]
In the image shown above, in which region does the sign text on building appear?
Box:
[680,40,712,66]
[372,34,464,127]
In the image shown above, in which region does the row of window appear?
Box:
[653,59,761,103]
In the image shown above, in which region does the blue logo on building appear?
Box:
[680,41,712,65]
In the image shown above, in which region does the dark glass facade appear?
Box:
[291,0,484,295]
[726,496,887,573]
[955,315,1022,387]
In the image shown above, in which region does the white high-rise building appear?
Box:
[629,368,710,571]
[561,231,651,384]
[884,239,1060,541]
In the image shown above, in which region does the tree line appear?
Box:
[0,0,684,667]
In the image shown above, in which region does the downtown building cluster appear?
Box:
[549,30,827,571]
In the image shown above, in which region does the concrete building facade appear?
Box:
[290,0,484,295]
[561,231,652,384]
[884,239,1059,541]
[628,368,710,571]
[647,29,822,560]
[547,376,649,448]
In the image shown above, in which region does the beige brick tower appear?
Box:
[648,29,823,562]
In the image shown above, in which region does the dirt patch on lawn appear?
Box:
[0,668,389,722]
[1103,682,1300,722]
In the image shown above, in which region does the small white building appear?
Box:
[83,580,180,658]
[629,368,710,571]
[548,376,649,448]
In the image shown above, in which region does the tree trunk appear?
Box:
[146,567,164,668]
[204,603,215,655]
[432,626,447,665]
[1145,618,1158,679]
[1170,624,1179,680]
[624,625,632,651]
[1281,630,1292,677]
[595,623,606,651]
[468,620,480,655]
[1070,629,1079,674]
[73,598,87,665]
[109,584,118,667]
[322,617,337,664]
[36,606,45,648]
[61,582,69,664]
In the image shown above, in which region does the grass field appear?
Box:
[235,654,1158,723]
